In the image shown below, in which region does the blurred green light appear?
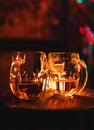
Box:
[76,0,84,3]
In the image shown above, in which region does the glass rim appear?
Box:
[12,51,46,54]
[48,52,79,55]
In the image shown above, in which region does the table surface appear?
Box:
[1,88,94,111]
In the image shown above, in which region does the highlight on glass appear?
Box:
[9,51,48,101]
[46,52,88,97]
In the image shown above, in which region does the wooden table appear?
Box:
[1,88,94,130]
[1,88,94,111]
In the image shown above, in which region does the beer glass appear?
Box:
[9,51,47,101]
[47,52,88,97]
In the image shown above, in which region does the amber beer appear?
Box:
[49,77,79,96]
[10,80,44,100]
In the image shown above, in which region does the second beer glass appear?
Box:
[47,52,88,97]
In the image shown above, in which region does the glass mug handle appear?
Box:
[10,52,29,100]
[75,59,88,94]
